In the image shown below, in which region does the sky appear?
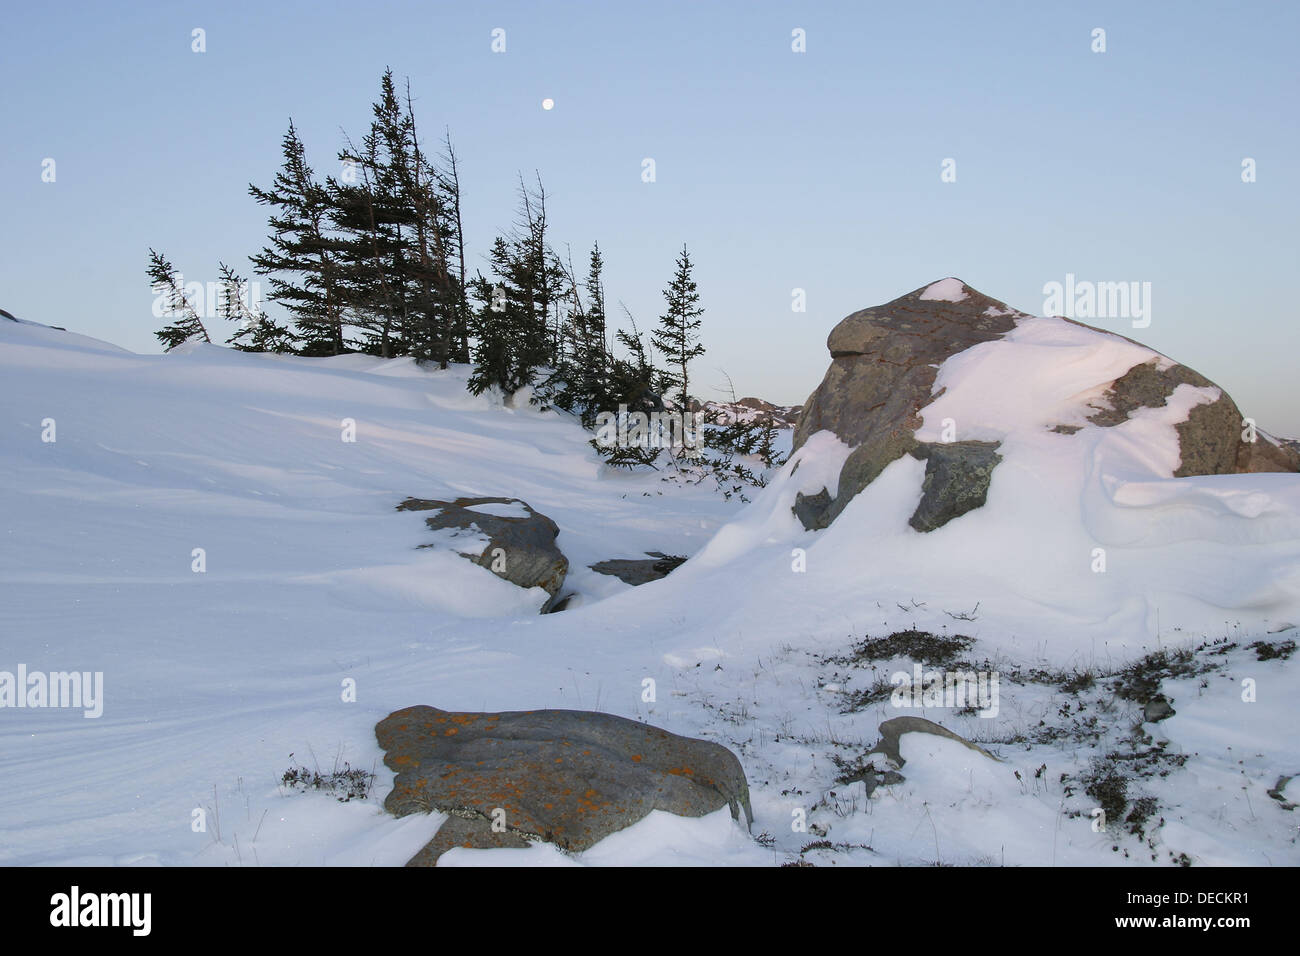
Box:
[3,0,1297,432]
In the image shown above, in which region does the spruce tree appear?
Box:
[610,303,658,407]
[218,262,294,352]
[466,175,565,399]
[754,412,785,469]
[652,245,705,410]
[386,77,460,367]
[148,249,211,350]
[467,242,521,394]
[513,173,566,373]
[546,250,586,417]
[551,242,612,424]
[439,129,471,364]
[580,243,609,402]
[589,305,664,468]
[328,71,416,359]
[248,120,346,355]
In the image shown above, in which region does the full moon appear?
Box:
[542,98,554,110]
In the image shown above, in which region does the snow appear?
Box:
[918,277,968,302]
[438,807,770,867]
[2,309,1298,867]
[462,500,531,518]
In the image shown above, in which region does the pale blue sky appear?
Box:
[3,1,1297,432]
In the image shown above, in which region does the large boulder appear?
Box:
[375,704,753,864]
[792,279,1022,530]
[397,496,569,608]
[792,278,1298,531]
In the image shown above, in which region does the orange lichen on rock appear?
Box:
[375,703,752,865]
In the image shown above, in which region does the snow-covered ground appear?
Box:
[2,314,1298,866]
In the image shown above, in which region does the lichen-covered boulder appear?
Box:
[376,704,753,865]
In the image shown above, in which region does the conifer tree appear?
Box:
[546,249,586,417]
[580,242,609,391]
[248,120,346,355]
[148,249,211,350]
[466,242,521,394]
[329,75,411,359]
[611,303,658,407]
[322,70,465,364]
[218,262,294,353]
[652,245,705,409]
[552,242,613,425]
[390,78,459,367]
[754,412,784,469]
[439,129,471,364]
[466,175,565,399]
[588,305,666,468]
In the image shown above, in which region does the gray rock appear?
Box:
[589,552,686,586]
[790,279,1298,533]
[1084,356,1300,475]
[1085,358,1238,475]
[397,496,568,604]
[1142,696,1176,723]
[376,704,753,864]
[908,440,1003,532]
[791,280,1021,530]
[792,487,834,531]
[866,716,1000,769]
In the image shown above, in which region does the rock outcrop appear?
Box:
[376,704,753,864]
[792,278,1299,532]
[397,496,569,608]
[792,279,1023,530]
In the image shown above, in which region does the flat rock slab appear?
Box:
[397,496,569,603]
[376,704,753,865]
[868,716,1000,769]
[589,551,687,586]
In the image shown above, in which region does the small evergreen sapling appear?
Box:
[149,249,211,350]
[218,262,294,352]
[652,245,705,411]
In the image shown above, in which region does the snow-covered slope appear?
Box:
[2,313,1298,867]
[699,312,1300,656]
